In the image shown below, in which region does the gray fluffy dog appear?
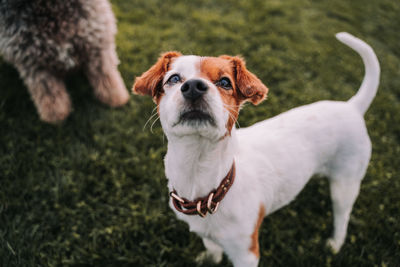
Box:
[0,0,129,123]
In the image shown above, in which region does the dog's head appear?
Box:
[133,52,268,140]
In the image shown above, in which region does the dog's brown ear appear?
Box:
[132,51,181,101]
[220,55,268,105]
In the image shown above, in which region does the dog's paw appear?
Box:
[37,90,72,124]
[326,238,343,254]
[91,69,130,108]
[96,81,129,107]
[195,250,223,264]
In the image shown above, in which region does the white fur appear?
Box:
[157,33,380,266]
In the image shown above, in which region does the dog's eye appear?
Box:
[216,77,232,90]
[167,74,181,85]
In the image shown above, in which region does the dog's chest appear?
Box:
[176,211,236,240]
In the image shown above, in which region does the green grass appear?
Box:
[1,0,399,266]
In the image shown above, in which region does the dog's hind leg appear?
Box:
[326,124,371,253]
[85,47,129,108]
[23,71,72,123]
[327,178,361,253]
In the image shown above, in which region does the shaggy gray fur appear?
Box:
[0,0,129,123]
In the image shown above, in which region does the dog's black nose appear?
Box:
[181,79,208,101]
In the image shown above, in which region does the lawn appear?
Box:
[1,0,399,266]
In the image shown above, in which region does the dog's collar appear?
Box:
[170,161,236,218]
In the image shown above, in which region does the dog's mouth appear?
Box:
[174,109,215,127]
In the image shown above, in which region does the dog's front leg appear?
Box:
[22,70,72,123]
[219,235,260,267]
[85,46,129,108]
[196,237,224,264]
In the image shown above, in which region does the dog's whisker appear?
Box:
[143,107,159,131]
[229,111,241,129]
[150,116,160,133]
[235,117,241,129]
[223,104,241,128]
[223,103,241,109]
[223,104,240,115]
[143,113,158,131]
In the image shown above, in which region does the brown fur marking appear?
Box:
[132,51,181,104]
[200,56,269,133]
[249,204,266,258]
[219,55,268,105]
[200,57,240,133]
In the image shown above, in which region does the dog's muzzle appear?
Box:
[174,79,215,126]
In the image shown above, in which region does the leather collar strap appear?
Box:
[170,161,236,218]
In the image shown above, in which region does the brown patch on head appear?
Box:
[249,204,266,258]
[132,51,181,104]
[200,56,269,133]
[200,57,239,133]
[219,55,268,105]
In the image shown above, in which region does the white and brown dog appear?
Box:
[132,33,380,267]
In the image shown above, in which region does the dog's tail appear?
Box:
[336,32,380,115]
